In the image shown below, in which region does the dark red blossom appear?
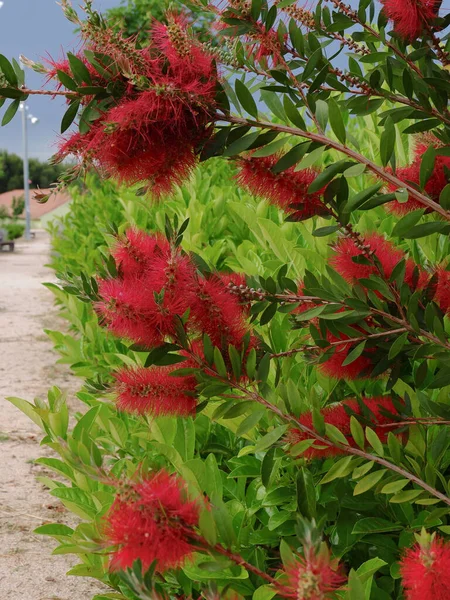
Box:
[434,267,450,314]
[400,536,450,600]
[278,547,345,599]
[190,276,252,350]
[387,143,450,216]
[113,229,170,280]
[286,396,401,459]
[54,17,217,198]
[104,470,200,572]
[318,331,375,380]
[236,155,328,221]
[96,249,193,347]
[329,233,428,289]
[114,365,197,416]
[381,0,439,40]
[251,27,287,66]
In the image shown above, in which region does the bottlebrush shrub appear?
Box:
[4,1,450,599]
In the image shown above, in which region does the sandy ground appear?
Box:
[0,233,104,600]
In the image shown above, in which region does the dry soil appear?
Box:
[0,233,104,600]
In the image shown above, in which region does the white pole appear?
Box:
[21,104,31,241]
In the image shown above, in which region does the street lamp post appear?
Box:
[21,103,32,241]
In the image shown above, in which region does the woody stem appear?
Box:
[217,113,450,221]
[190,532,278,584]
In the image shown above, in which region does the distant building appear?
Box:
[0,188,72,227]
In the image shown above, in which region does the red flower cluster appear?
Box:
[318,330,375,380]
[435,267,450,314]
[99,228,252,350]
[98,229,253,415]
[236,155,328,221]
[387,142,450,216]
[381,0,439,40]
[286,396,400,459]
[104,470,200,572]
[400,536,450,600]
[114,364,198,417]
[54,14,218,198]
[329,233,428,289]
[278,548,345,599]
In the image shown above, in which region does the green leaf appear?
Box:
[254,424,288,452]
[380,479,409,494]
[61,100,80,134]
[350,416,365,450]
[236,409,265,436]
[235,79,258,118]
[419,145,436,189]
[328,97,346,144]
[352,517,403,534]
[228,345,242,380]
[388,331,409,359]
[307,160,353,193]
[67,52,92,85]
[261,446,276,487]
[320,455,353,484]
[392,209,425,237]
[325,423,349,446]
[344,183,383,213]
[223,131,260,156]
[0,54,18,86]
[353,469,386,495]
[34,524,74,537]
[213,347,228,378]
[296,467,316,519]
[365,427,384,456]
[404,222,450,239]
[348,569,365,600]
[342,341,366,366]
[283,96,306,129]
[57,69,78,91]
[312,225,339,237]
[389,489,423,503]
[356,557,388,582]
[272,143,310,174]
[380,117,396,166]
[2,99,20,126]
[6,396,43,428]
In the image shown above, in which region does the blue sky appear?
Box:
[0,0,122,160]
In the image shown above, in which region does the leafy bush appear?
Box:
[2,221,25,240]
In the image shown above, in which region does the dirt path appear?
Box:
[0,233,104,600]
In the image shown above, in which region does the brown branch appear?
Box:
[199,363,450,506]
[19,87,79,98]
[270,327,408,358]
[217,112,450,221]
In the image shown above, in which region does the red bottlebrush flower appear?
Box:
[434,267,450,314]
[278,547,345,599]
[318,331,375,380]
[400,536,450,600]
[250,27,287,66]
[286,396,401,459]
[96,256,193,347]
[381,0,439,40]
[329,233,428,289]
[189,276,251,350]
[113,229,170,280]
[104,470,200,572]
[236,155,328,221]
[152,13,216,81]
[387,145,450,216]
[53,19,217,197]
[114,365,197,417]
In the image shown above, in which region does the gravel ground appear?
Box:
[0,232,105,600]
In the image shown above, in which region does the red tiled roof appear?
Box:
[0,189,71,219]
